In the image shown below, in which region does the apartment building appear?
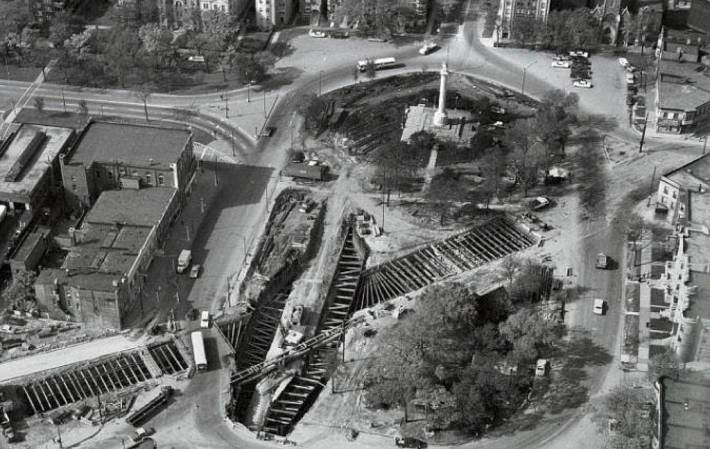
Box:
[256,0,297,29]
[688,0,710,33]
[498,0,550,39]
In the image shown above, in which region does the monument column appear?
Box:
[433,63,449,127]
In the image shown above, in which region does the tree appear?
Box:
[48,10,85,48]
[511,16,538,45]
[101,25,143,88]
[2,272,36,311]
[626,213,645,244]
[371,141,417,202]
[535,90,578,159]
[33,97,45,114]
[0,0,33,37]
[599,385,655,448]
[478,148,506,202]
[509,259,549,304]
[138,23,174,69]
[647,347,681,381]
[228,52,273,84]
[201,10,236,47]
[136,84,154,121]
[500,256,522,287]
[364,60,377,79]
[297,94,330,131]
[504,119,543,196]
[499,309,558,363]
[77,99,89,117]
[426,168,469,225]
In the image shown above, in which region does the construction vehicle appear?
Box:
[126,387,173,427]
[282,162,326,181]
[595,253,608,269]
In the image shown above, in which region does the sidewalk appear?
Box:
[124,169,222,328]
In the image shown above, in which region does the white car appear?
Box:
[308,29,326,38]
[200,310,211,328]
[569,50,589,58]
[551,60,571,68]
[573,79,593,88]
[593,299,606,315]
[618,57,629,67]
[419,42,438,55]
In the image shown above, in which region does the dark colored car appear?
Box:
[395,437,427,448]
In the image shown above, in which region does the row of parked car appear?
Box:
[619,57,646,114]
[551,51,593,88]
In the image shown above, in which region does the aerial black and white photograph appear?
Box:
[0,0,708,447]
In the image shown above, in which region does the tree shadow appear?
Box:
[260,67,303,92]
[577,114,619,132]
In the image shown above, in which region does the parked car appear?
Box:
[573,79,593,88]
[569,50,589,58]
[200,311,211,329]
[593,298,606,315]
[132,427,155,443]
[618,57,629,67]
[189,264,201,279]
[626,94,635,106]
[530,196,551,210]
[395,437,427,448]
[308,29,326,38]
[419,42,438,55]
[551,60,571,68]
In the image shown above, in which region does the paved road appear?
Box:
[0,9,688,449]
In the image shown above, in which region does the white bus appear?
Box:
[357,57,397,72]
[191,331,207,371]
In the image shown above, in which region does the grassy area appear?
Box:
[0,64,45,83]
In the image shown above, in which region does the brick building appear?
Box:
[497,0,550,40]
[59,121,195,212]
[34,187,179,329]
[688,0,710,34]
[654,32,710,134]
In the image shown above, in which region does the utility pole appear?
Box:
[55,424,63,448]
[247,82,251,103]
[647,166,657,207]
[61,89,66,112]
[319,70,323,96]
[220,93,229,118]
[185,223,191,241]
[200,197,205,214]
[639,113,648,153]
[381,171,386,233]
[263,91,267,118]
[703,135,708,154]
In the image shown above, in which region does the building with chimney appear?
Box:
[401,63,475,145]
[59,121,196,212]
[34,187,179,329]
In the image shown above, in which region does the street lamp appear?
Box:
[219,93,229,118]
[521,60,537,97]
[319,70,323,96]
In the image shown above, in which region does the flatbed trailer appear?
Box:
[126,387,173,427]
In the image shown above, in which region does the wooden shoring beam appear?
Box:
[92,366,111,392]
[30,384,48,412]
[51,377,68,406]
[22,386,39,415]
[68,372,89,399]
[59,376,76,403]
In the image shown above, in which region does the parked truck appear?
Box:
[595,253,608,269]
[126,386,173,427]
[177,250,191,274]
[282,162,326,181]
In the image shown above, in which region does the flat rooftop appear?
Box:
[85,187,176,227]
[664,152,710,188]
[62,187,176,283]
[401,105,475,144]
[657,61,710,112]
[0,334,147,384]
[68,122,190,169]
[661,377,710,449]
[0,125,73,204]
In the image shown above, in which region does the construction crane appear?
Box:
[230,316,363,386]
